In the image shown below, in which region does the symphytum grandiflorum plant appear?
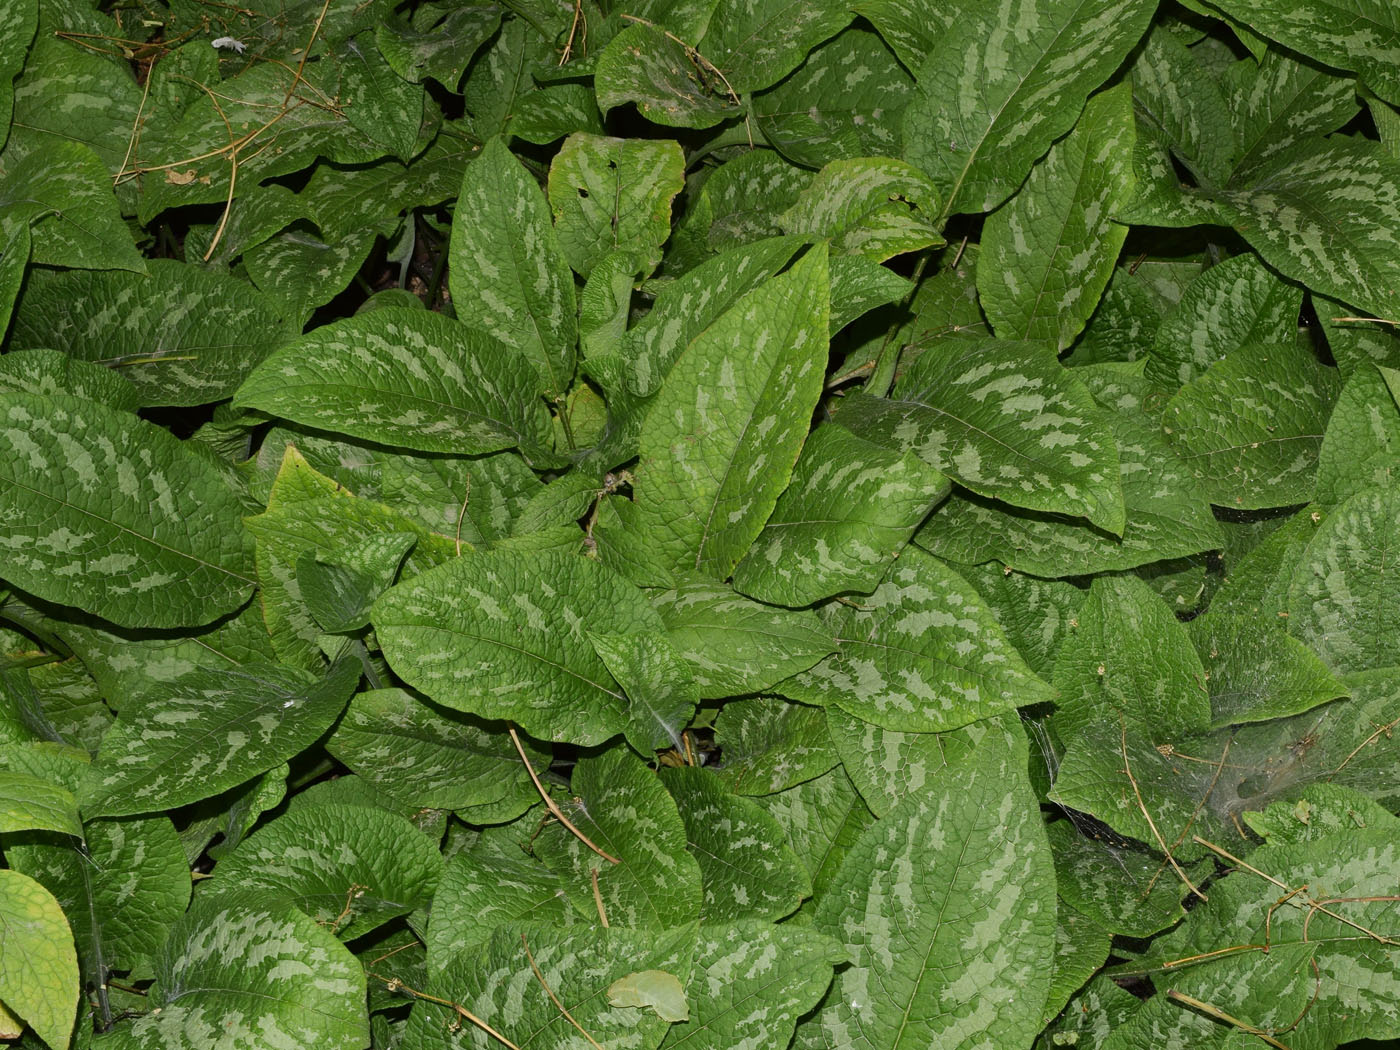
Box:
[2,0,1400,1047]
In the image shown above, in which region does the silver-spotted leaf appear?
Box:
[1189,612,1346,727]
[588,630,699,755]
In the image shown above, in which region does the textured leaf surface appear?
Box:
[595,23,741,129]
[733,424,949,606]
[110,892,367,1050]
[1144,253,1302,388]
[1047,820,1191,939]
[1163,341,1341,510]
[635,247,830,578]
[403,922,694,1050]
[535,748,702,929]
[780,157,942,261]
[235,308,553,462]
[979,82,1135,349]
[374,4,501,88]
[784,549,1053,731]
[660,765,810,923]
[9,259,289,407]
[0,771,80,836]
[208,803,443,939]
[0,393,255,629]
[1129,27,1235,188]
[373,550,662,745]
[754,765,874,907]
[588,630,699,754]
[904,0,1157,216]
[1051,575,1211,738]
[449,137,577,396]
[700,0,851,93]
[1189,613,1345,727]
[1288,486,1400,674]
[658,921,846,1050]
[838,338,1125,531]
[653,580,834,698]
[327,688,541,815]
[0,347,141,412]
[6,815,189,975]
[1314,363,1400,507]
[711,696,839,796]
[425,846,573,966]
[0,869,77,1050]
[80,659,359,818]
[0,0,35,151]
[548,133,685,278]
[803,741,1055,1049]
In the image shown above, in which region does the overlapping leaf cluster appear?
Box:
[2,0,1400,1047]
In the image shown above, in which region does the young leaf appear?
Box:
[838,338,1126,532]
[0,393,255,629]
[0,870,78,1050]
[659,765,811,923]
[1162,341,1341,509]
[587,630,699,754]
[535,748,703,929]
[635,245,831,579]
[79,659,359,818]
[732,423,950,607]
[373,549,663,745]
[784,548,1054,731]
[803,739,1056,1049]
[449,137,577,397]
[904,0,1157,217]
[547,133,685,278]
[122,891,368,1050]
[979,81,1136,349]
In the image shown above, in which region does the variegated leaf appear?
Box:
[635,246,830,579]
[595,23,739,129]
[425,845,574,966]
[780,157,943,261]
[698,0,852,93]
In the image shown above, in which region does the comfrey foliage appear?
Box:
[2,0,1400,1047]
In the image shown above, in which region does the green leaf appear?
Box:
[243,225,377,329]
[698,0,850,93]
[0,348,141,412]
[838,338,1125,532]
[0,770,80,836]
[235,308,554,462]
[1045,912,1113,1028]
[956,563,1086,677]
[587,630,699,754]
[979,81,1136,349]
[449,137,577,397]
[1144,253,1303,388]
[373,549,663,745]
[635,246,830,578]
[903,0,1157,217]
[1189,613,1345,727]
[0,222,27,341]
[0,393,255,629]
[374,4,502,88]
[803,740,1055,1049]
[535,748,703,929]
[1288,485,1400,674]
[296,541,413,636]
[752,26,913,168]
[711,696,840,796]
[1129,27,1235,188]
[548,133,685,278]
[732,423,949,606]
[1202,138,1400,322]
[0,870,78,1050]
[659,765,811,922]
[79,659,359,818]
[5,815,190,975]
[780,157,943,261]
[1207,0,1400,108]
[110,891,367,1050]
[0,134,146,275]
[327,687,543,815]
[784,548,1054,731]
[607,969,688,1022]
[1162,341,1341,510]
[659,923,844,1049]
[1315,364,1400,507]
[1047,820,1193,939]
[1244,782,1399,845]
[0,0,35,152]
[9,259,292,407]
[653,580,834,698]
[402,921,694,1050]
[207,803,443,939]
[595,23,741,130]
[426,845,574,966]
[1050,575,1211,738]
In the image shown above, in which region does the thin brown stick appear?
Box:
[618,13,750,145]
[1330,315,1399,326]
[1327,715,1400,780]
[283,0,333,106]
[559,0,585,65]
[116,65,154,190]
[590,867,610,927]
[367,972,520,1050]
[454,475,472,556]
[1120,721,1207,901]
[521,934,605,1050]
[1147,736,1233,895]
[1166,990,1293,1050]
[509,726,620,864]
